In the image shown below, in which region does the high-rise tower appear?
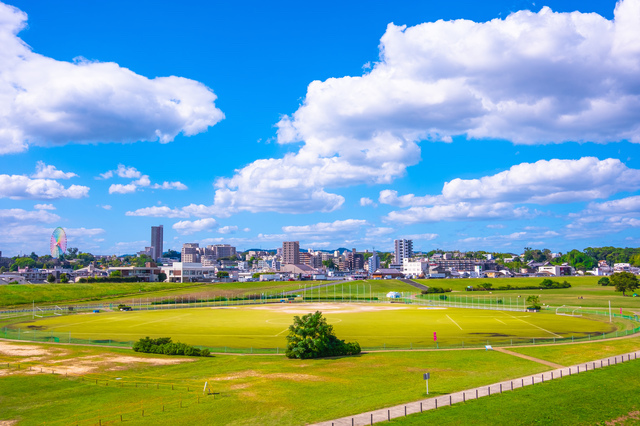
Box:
[394,239,413,264]
[151,225,163,261]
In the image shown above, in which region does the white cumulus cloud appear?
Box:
[383,157,640,223]
[386,203,531,224]
[31,161,77,179]
[360,197,376,207]
[34,203,55,210]
[0,174,89,199]
[207,1,640,215]
[218,225,238,234]
[0,2,224,154]
[282,219,370,236]
[172,218,218,235]
[0,208,60,223]
[152,181,188,190]
[126,204,229,218]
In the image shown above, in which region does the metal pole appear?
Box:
[609,300,612,323]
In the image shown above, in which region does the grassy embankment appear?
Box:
[0,281,328,309]
[414,276,640,309]
[0,340,548,425]
[389,345,640,425]
[0,282,208,308]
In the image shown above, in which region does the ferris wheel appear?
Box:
[50,227,67,258]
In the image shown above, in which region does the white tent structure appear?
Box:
[386,291,401,299]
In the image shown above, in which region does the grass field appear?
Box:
[0,341,550,425]
[9,303,617,350]
[2,335,640,425]
[389,354,640,425]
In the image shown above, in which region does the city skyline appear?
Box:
[2,0,640,257]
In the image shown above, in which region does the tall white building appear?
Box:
[394,239,413,264]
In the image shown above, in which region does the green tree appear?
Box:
[610,272,639,296]
[109,270,122,278]
[526,295,541,310]
[59,273,69,283]
[285,311,361,359]
[133,254,153,267]
[216,271,229,279]
[598,277,610,286]
[163,249,181,260]
[47,274,56,283]
[10,257,36,271]
[322,259,335,269]
[157,272,167,282]
[66,247,79,259]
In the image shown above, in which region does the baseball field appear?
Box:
[13,302,618,350]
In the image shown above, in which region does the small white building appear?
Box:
[161,262,217,283]
[386,291,402,299]
[402,259,429,278]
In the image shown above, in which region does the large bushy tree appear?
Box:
[285,311,361,359]
[610,272,639,296]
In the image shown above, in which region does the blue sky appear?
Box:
[1,0,640,256]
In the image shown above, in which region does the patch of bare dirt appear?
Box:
[0,342,54,357]
[0,420,18,426]
[230,383,251,390]
[248,303,409,314]
[606,410,640,425]
[211,369,323,382]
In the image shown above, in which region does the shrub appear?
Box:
[598,277,611,286]
[421,287,452,294]
[132,337,210,357]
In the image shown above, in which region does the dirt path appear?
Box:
[494,347,564,368]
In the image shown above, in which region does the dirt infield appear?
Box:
[247,303,410,315]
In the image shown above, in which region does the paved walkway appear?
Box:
[311,350,640,426]
[397,279,429,291]
[493,347,564,369]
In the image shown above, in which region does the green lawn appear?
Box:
[389,355,640,425]
[8,304,616,350]
[0,341,549,425]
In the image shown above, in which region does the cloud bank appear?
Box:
[0,2,224,154]
[205,0,640,215]
[383,157,640,223]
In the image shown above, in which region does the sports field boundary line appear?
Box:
[500,311,562,338]
[310,349,640,426]
[445,314,463,330]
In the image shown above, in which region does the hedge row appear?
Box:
[132,337,210,357]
